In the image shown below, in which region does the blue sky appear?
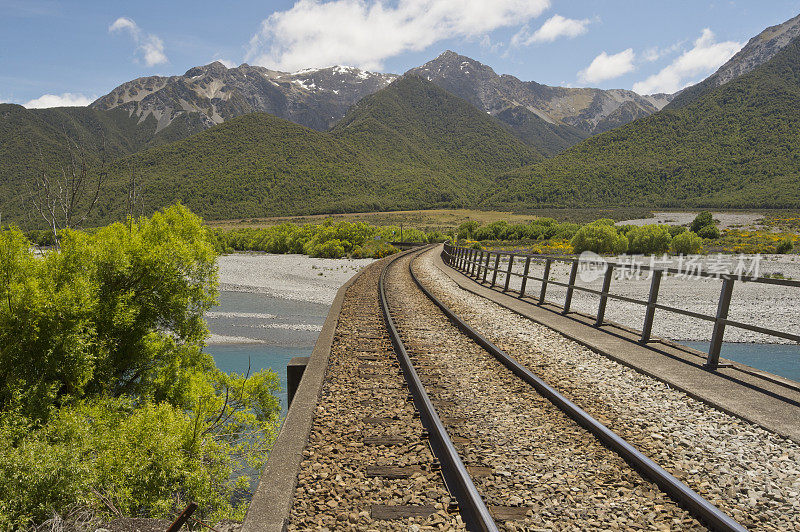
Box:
[1,0,799,107]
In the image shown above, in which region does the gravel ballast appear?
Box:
[285,259,464,531]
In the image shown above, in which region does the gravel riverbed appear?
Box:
[420,248,800,531]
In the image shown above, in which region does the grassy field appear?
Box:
[204,207,659,232]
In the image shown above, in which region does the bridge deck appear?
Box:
[433,247,800,444]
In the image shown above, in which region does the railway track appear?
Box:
[287,247,749,530]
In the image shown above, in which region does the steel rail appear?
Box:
[379,248,499,532]
[410,250,748,532]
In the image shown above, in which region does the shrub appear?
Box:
[617,224,636,236]
[671,231,703,255]
[425,231,448,243]
[0,206,280,527]
[570,224,628,254]
[775,238,794,254]
[691,211,715,233]
[553,222,580,241]
[668,225,687,237]
[627,224,672,254]
[456,221,480,240]
[697,224,721,239]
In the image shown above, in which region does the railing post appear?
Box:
[706,277,735,370]
[595,264,614,327]
[460,247,465,269]
[562,260,579,314]
[503,254,515,292]
[640,270,662,343]
[475,250,483,278]
[490,253,501,287]
[481,251,491,283]
[539,259,552,304]
[471,250,480,277]
[519,256,531,298]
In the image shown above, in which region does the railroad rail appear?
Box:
[442,243,799,370]
[377,247,747,531]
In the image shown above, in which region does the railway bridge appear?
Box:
[242,245,800,531]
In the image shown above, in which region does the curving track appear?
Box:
[285,246,749,531]
[378,247,747,531]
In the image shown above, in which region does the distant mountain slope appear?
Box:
[92,62,398,135]
[488,36,800,210]
[406,51,671,137]
[669,13,800,108]
[6,76,539,224]
[0,103,211,222]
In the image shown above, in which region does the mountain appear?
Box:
[487,35,800,210]
[91,61,398,134]
[669,13,800,108]
[2,76,539,225]
[406,50,672,138]
[88,52,669,155]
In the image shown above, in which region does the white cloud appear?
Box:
[109,16,168,66]
[511,14,590,46]
[24,93,94,108]
[246,0,551,71]
[578,48,635,84]
[479,34,503,54]
[633,28,742,94]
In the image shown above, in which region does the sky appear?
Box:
[1,0,799,108]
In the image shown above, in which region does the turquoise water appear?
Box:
[205,344,309,412]
[681,341,800,383]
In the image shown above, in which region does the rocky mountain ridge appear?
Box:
[406,50,672,135]
[91,62,399,133]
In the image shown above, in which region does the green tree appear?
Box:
[691,211,715,233]
[570,224,628,254]
[627,224,672,254]
[671,231,703,255]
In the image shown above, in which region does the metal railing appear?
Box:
[443,244,800,370]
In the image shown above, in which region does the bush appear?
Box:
[570,224,628,254]
[627,224,672,254]
[456,221,480,240]
[668,225,687,237]
[697,224,721,239]
[775,238,794,254]
[671,231,703,255]
[425,230,448,243]
[691,211,715,233]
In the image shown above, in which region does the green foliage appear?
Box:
[626,224,672,254]
[456,221,480,240]
[0,206,280,527]
[776,238,794,254]
[671,231,704,255]
[690,212,715,233]
[668,225,687,237]
[697,224,721,239]
[213,220,415,258]
[570,224,629,254]
[488,37,800,210]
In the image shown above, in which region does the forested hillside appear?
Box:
[488,36,800,210]
[3,76,540,225]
